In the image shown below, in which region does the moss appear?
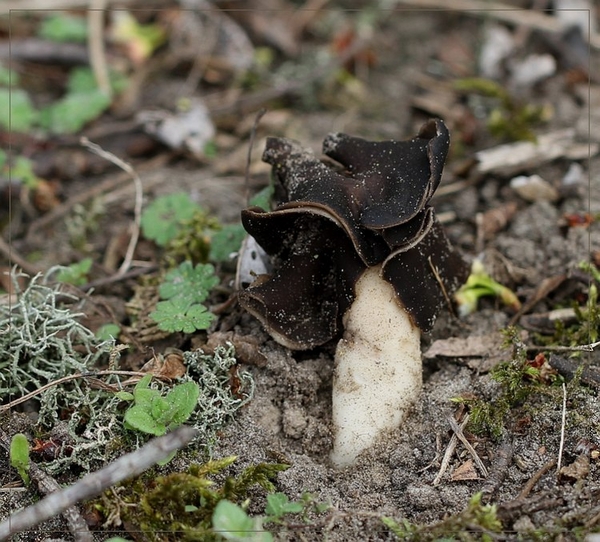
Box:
[96,457,289,541]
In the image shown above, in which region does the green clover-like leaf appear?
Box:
[159,261,219,303]
[150,298,215,334]
[141,193,203,247]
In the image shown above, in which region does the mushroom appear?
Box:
[239,119,469,468]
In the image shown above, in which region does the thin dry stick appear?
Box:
[87,0,111,96]
[80,137,143,276]
[516,458,557,500]
[0,426,198,541]
[393,0,600,51]
[525,341,600,353]
[556,382,567,473]
[0,428,92,542]
[0,236,42,275]
[244,108,267,203]
[447,415,489,478]
[26,153,168,243]
[0,370,154,413]
[433,414,470,485]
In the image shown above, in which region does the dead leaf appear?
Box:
[140,351,187,380]
[452,459,479,481]
[424,332,512,372]
[559,454,590,482]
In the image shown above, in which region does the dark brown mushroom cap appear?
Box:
[239,119,469,349]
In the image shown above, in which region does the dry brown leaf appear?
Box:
[424,333,511,372]
[452,459,479,481]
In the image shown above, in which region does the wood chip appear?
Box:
[451,458,479,481]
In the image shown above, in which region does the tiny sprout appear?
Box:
[454,259,521,317]
[10,433,30,486]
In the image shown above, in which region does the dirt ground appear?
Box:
[2,2,600,541]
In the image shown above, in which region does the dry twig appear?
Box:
[394,0,600,50]
[433,414,470,485]
[87,0,111,96]
[0,426,198,541]
[80,137,143,276]
[447,415,489,478]
[0,370,156,413]
[556,382,567,473]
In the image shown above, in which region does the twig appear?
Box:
[481,438,513,501]
[0,235,42,275]
[80,137,143,277]
[0,370,157,413]
[433,414,470,485]
[0,427,92,542]
[526,341,600,353]
[393,0,600,51]
[87,0,111,96]
[0,426,198,541]
[26,153,169,243]
[244,108,267,204]
[556,382,567,473]
[447,415,489,478]
[516,459,557,500]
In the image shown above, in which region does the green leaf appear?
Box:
[9,156,41,188]
[150,298,215,334]
[212,500,272,541]
[124,404,167,436]
[40,89,111,134]
[141,193,203,247]
[10,433,30,485]
[0,66,19,86]
[248,184,274,211]
[159,262,219,303]
[39,14,88,43]
[265,493,304,518]
[209,224,247,263]
[96,323,121,341]
[56,258,93,286]
[163,381,200,428]
[115,391,135,401]
[0,88,37,132]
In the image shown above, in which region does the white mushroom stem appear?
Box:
[330,264,422,468]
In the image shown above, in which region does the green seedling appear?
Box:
[96,323,121,341]
[212,500,272,542]
[0,151,42,189]
[39,13,88,42]
[123,375,200,436]
[382,492,502,540]
[141,192,204,247]
[56,258,93,286]
[150,261,219,333]
[454,259,520,317]
[455,77,551,142]
[10,434,30,486]
[111,11,166,63]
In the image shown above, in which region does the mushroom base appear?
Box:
[330,265,422,468]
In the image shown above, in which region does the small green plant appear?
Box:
[106,456,289,541]
[9,433,30,486]
[454,259,520,317]
[212,500,272,542]
[56,258,93,286]
[39,13,88,43]
[121,375,200,436]
[0,150,42,189]
[141,192,205,247]
[455,77,551,142]
[150,261,219,333]
[383,492,502,541]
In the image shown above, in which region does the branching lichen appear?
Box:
[0,268,109,397]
